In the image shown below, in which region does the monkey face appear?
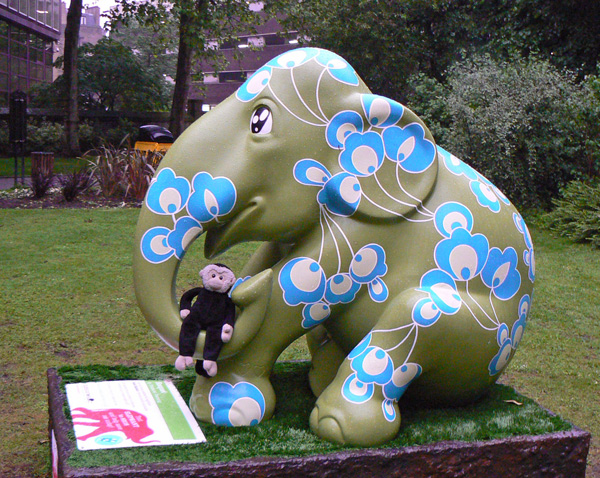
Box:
[200,264,236,294]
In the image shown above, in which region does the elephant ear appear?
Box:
[324,93,438,222]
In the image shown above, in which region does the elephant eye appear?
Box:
[251,106,272,134]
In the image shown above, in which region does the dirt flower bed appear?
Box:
[0,187,142,209]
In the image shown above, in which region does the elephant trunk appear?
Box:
[133,205,183,351]
[133,202,273,359]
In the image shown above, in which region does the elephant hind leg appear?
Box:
[306,326,346,397]
[310,292,425,446]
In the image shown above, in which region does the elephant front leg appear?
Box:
[189,358,276,427]
[310,293,424,446]
[187,268,278,427]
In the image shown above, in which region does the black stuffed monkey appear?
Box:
[175,263,236,377]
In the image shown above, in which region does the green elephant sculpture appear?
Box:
[133,48,535,446]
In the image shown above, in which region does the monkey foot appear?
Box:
[203,360,218,377]
[175,355,194,371]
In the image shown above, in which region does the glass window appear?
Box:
[18,76,28,91]
[9,0,18,10]
[0,21,8,37]
[10,41,23,59]
[0,54,7,73]
[11,28,27,45]
[52,0,59,29]
[0,0,8,7]
[36,0,44,22]
[264,34,285,46]
[218,71,247,83]
[0,73,8,91]
[43,0,51,26]
[19,0,28,16]
[18,58,27,76]
[0,37,7,54]
[28,0,35,18]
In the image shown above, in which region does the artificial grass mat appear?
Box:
[56,362,572,469]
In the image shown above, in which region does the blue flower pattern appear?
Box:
[438,146,511,212]
[209,382,266,427]
[513,212,536,283]
[140,168,236,263]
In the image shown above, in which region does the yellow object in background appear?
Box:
[134,141,172,153]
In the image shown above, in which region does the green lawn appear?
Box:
[0,208,598,477]
[0,156,87,177]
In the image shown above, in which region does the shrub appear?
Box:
[78,121,99,152]
[27,120,65,153]
[407,56,600,209]
[86,145,128,198]
[85,142,158,200]
[30,169,55,199]
[104,120,138,148]
[124,150,159,201]
[545,180,600,248]
[59,167,95,202]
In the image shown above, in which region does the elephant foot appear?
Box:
[309,356,403,446]
[309,387,401,446]
[189,367,276,428]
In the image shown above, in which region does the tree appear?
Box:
[111,0,259,138]
[32,38,172,112]
[274,0,477,101]
[276,0,600,100]
[62,0,83,155]
[110,15,178,87]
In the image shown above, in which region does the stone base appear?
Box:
[48,368,590,478]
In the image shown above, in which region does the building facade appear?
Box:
[189,3,300,117]
[0,0,60,106]
[53,3,105,79]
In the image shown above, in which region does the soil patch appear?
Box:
[0,190,141,209]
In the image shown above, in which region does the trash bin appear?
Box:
[31,152,55,177]
[134,125,173,153]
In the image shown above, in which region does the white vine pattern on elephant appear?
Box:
[134,47,535,445]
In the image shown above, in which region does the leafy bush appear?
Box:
[27,121,64,153]
[545,180,600,248]
[78,121,99,152]
[105,120,138,148]
[407,55,600,209]
[58,167,96,202]
[0,119,9,153]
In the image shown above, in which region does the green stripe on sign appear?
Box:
[146,381,197,440]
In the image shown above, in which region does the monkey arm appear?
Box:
[179,287,204,312]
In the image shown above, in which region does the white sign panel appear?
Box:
[66,380,206,450]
